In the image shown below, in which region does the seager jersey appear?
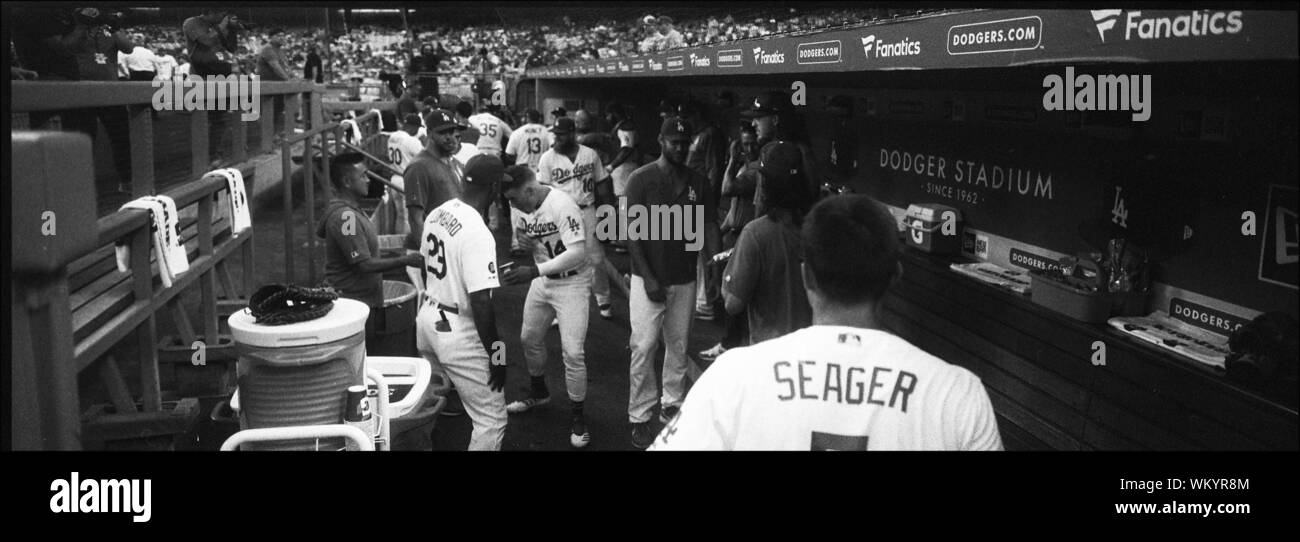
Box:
[650,326,1004,451]
[420,198,500,323]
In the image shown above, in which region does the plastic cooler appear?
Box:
[227,298,370,451]
[370,281,418,356]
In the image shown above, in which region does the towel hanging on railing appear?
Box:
[210,168,252,237]
[114,195,190,288]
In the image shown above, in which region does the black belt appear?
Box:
[545,269,580,280]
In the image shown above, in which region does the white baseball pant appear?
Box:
[627,275,696,424]
[416,305,506,451]
[519,267,592,402]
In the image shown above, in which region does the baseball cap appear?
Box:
[660,117,694,141]
[741,91,789,118]
[402,113,423,127]
[463,154,505,187]
[422,96,440,108]
[551,106,567,118]
[755,141,804,183]
[425,109,466,132]
[551,117,576,134]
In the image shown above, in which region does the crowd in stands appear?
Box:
[12,7,939,84]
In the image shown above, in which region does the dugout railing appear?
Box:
[10,80,324,450]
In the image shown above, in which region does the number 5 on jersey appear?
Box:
[811,431,869,451]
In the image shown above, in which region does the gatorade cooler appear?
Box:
[228,298,370,450]
[904,203,963,255]
[370,280,418,356]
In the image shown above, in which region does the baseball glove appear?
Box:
[247,284,340,325]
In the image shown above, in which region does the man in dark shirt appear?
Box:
[318,152,424,344]
[722,141,813,344]
[404,109,467,250]
[182,10,238,77]
[257,28,292,81]
[624,117,720,448]
[304,44,324,84]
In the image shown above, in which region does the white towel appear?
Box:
[114,195,190,288]
[341,118,363,144]
[369,109,385,131]
[211,168,252,237]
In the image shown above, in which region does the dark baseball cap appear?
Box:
[660,117,694,141]
[402,113,423,127]
[463,154,505,187]
[755,141,803,183]
[551,106,567,117]
[551,117,576,134]
[425,109,466,132]
[741,91,789,118]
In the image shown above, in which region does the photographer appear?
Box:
[12,7,135,192]
[182,9,240,77]
[182,9,243,167]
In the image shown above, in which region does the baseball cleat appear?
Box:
[630,421,656,449]
[698,343,727,362]
[693,308,715,321]
[598,303,614,319]
[570,417,591,448]
[506,396,551,413]
[659,405,680,425]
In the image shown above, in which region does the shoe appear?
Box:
[506,396,550,414]
[570,416,591,448]
[694,308,715,321]
[659,405,680,424]
[630,421,656,449]
[598,303,613,319]
[698,343,727,362]
[551,317,559,328]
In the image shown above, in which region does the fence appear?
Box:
[10,80,323,449]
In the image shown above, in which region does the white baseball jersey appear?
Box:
[516,188,586,272]
[650,326,1004,451]
[419,198,500,323]
[454,141,481,169]
[387,130,425,183]
[537,145,607,207]
[468,112,513,157]
[505,123,552,171]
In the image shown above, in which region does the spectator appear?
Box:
[304,43,323,83]
[656,16,685,51]
[176,53,190,77]
[721,141,812,345]
[257,28,293,81]
[183,9,239,76]
[153,47,177,80]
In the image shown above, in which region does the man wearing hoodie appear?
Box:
[319,152,424,345]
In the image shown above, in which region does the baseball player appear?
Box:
[504,108,551,172]
[382,113,426,236]
[537,117,615,318]
[499,165,593,448]
[416,154,509,451]
[467,104,512,157]
[649,195,1003,451]
[504,108,552,256]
